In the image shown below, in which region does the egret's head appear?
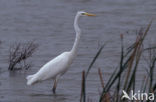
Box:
[77,11,96,17]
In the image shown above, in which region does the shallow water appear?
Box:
[0,0,156,102]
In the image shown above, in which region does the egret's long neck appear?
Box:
[71,14,81,55]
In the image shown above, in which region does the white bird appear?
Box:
[26,11,96,93]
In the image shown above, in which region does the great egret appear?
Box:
[26,11,96,93]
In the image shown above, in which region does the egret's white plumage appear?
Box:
[26,11,95,92]
[27,52,72,85]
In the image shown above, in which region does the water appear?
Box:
[0,0,156,102]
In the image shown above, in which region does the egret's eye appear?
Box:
[81,13,85,15]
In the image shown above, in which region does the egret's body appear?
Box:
[27,52,73,85]
[26,11,95,93]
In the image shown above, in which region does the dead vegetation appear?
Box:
[8,41,38,71]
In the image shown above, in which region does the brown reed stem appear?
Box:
[98,68,104,88]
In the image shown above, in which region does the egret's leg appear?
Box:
[52,76,60,94]
[52,78,57,94]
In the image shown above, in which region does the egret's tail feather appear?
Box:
[26,74,37,85]
[26,75,34,80]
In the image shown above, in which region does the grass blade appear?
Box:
[86,43,106,78]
